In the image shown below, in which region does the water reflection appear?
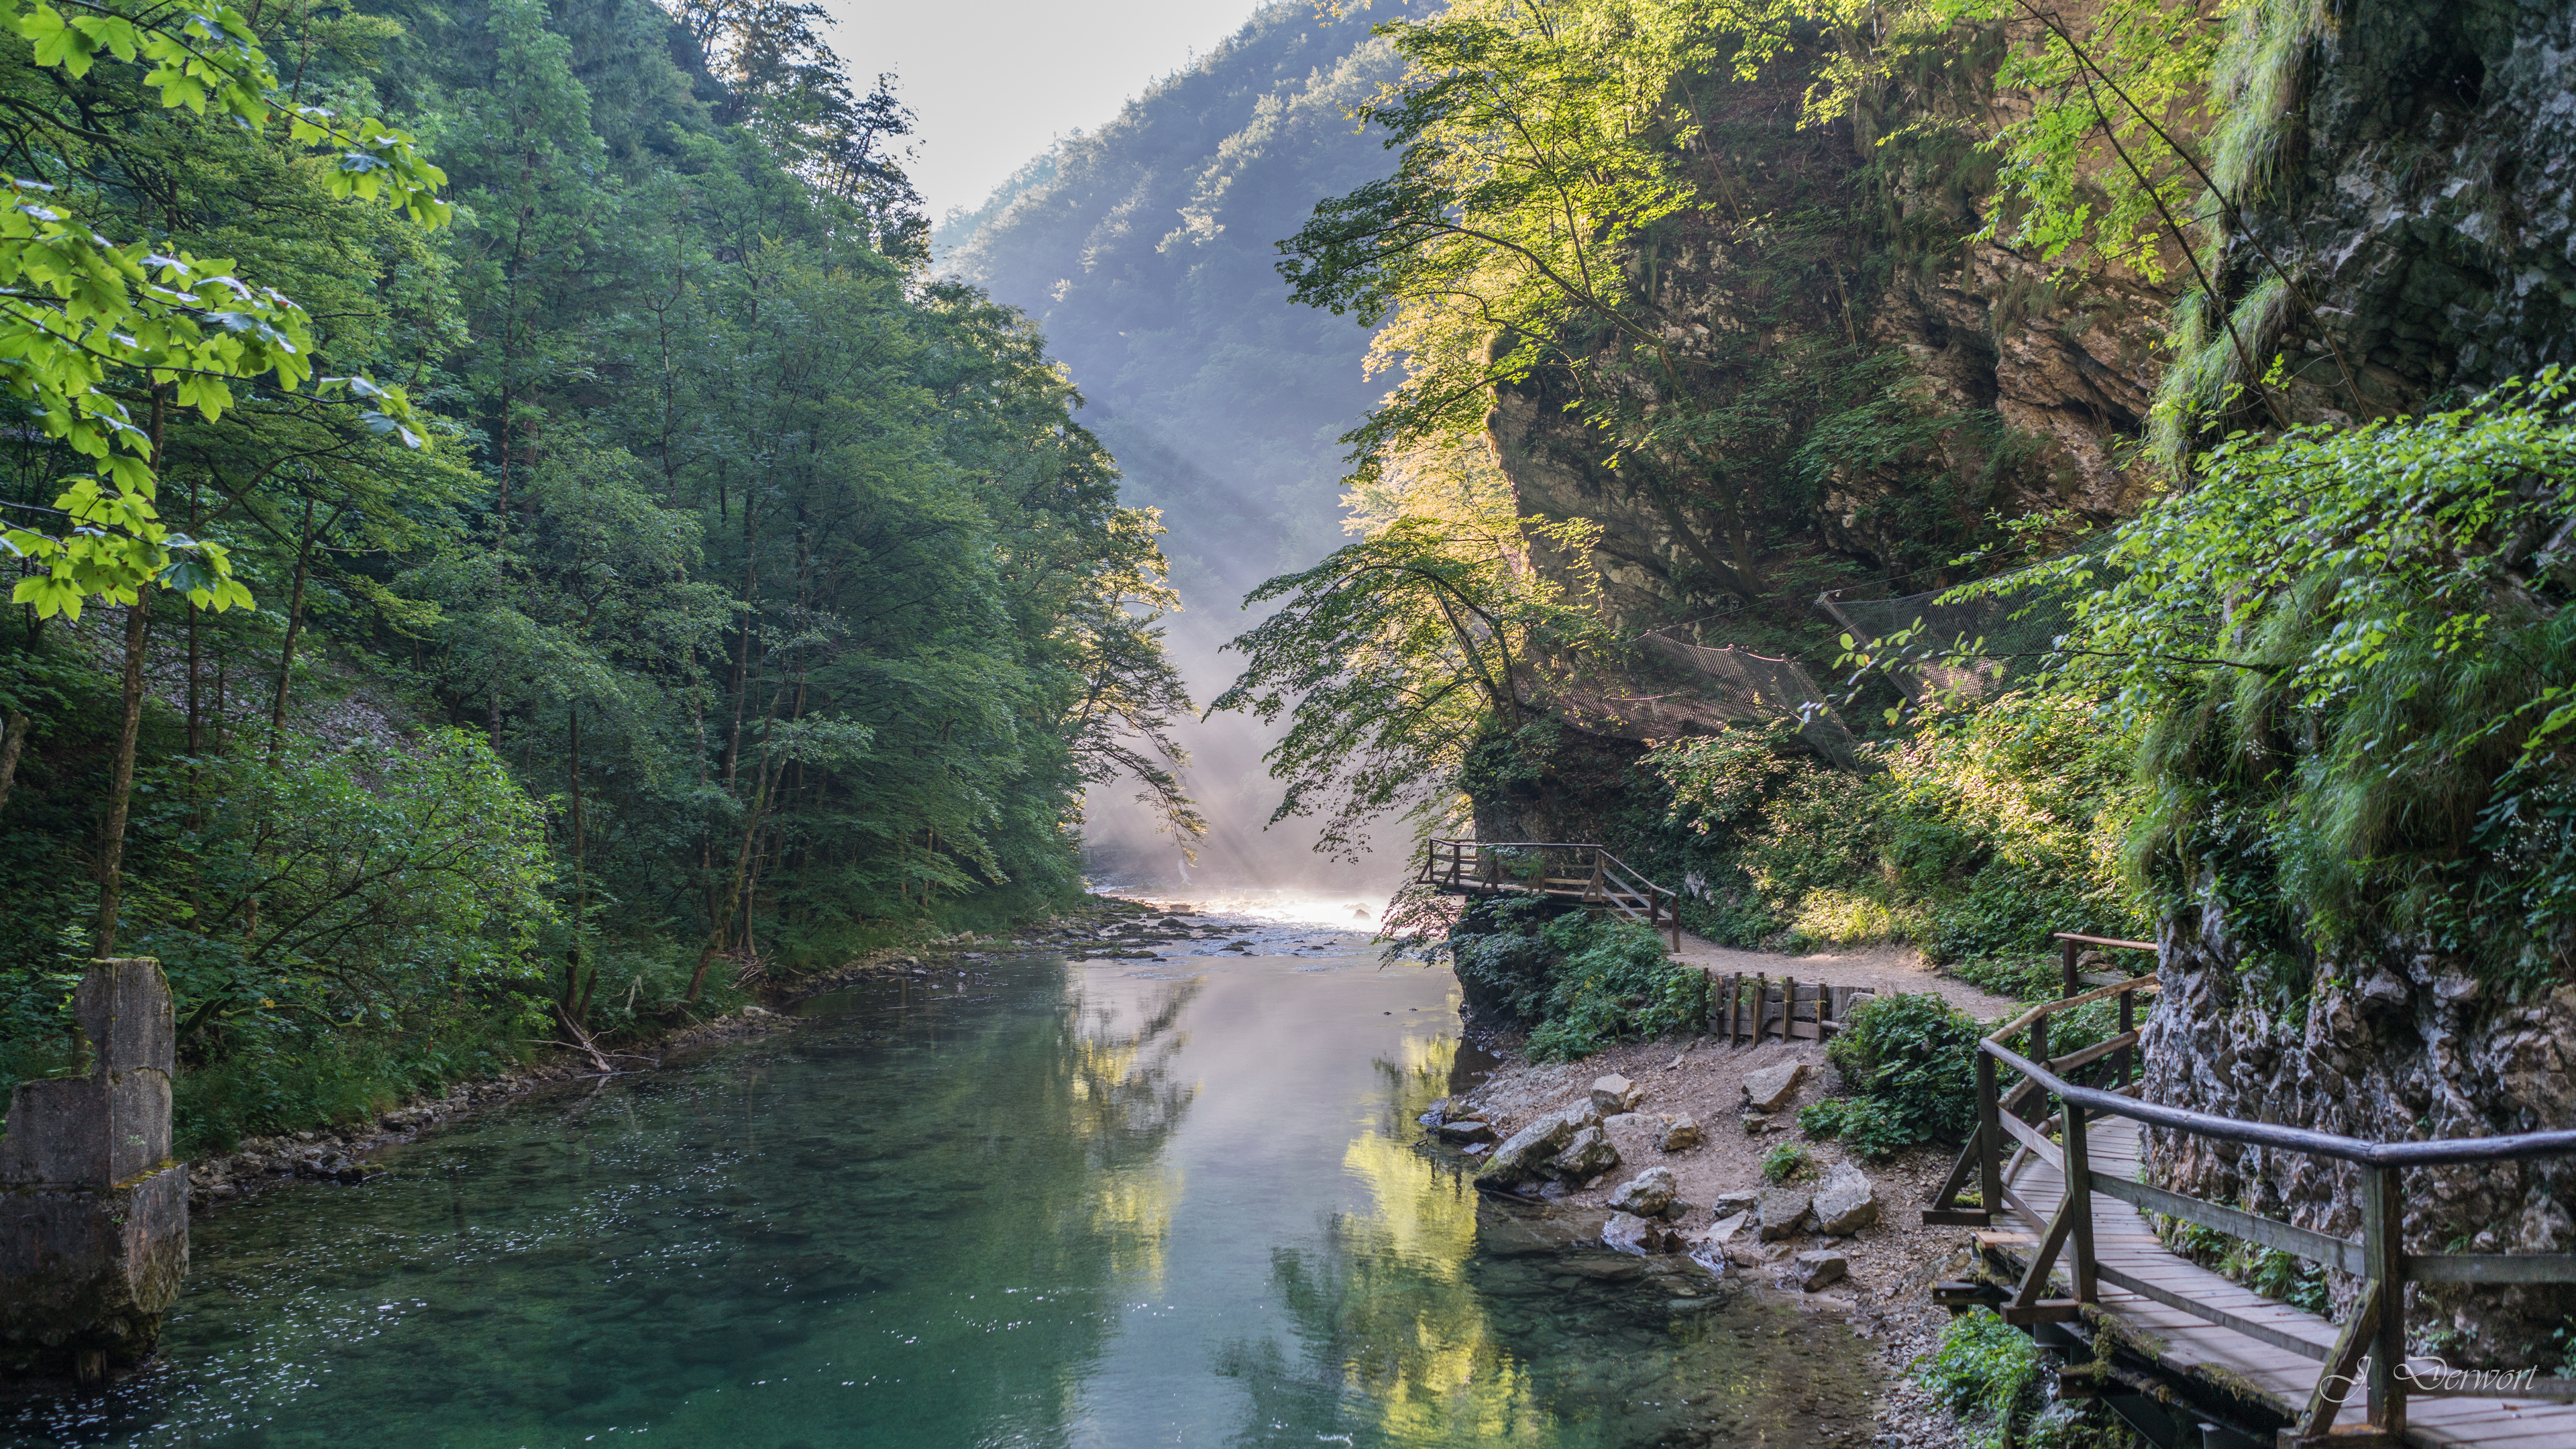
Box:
[3,947,1872,1448]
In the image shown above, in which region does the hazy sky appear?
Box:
[819,0,1261,220]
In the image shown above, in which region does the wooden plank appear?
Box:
[2408,1254,2576,1285]
[1998,1108,2062,1169]
[2085,1171,2367,1275]
[2049,1030,2141,1076]
[2091,1263,2332,1361]
[2053,931,2157,952]
[2297,1277,2384,1437]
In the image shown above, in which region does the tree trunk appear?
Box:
[95,596,152,955]
[0,708,27,818]
[268,496,316,755]
[565,701,594,1022]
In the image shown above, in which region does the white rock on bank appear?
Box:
[1741,1062,1808,1113]
[1812,1161,1879,1236]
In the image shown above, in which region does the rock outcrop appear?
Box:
[1811,1163,1879,1237]
[2143,906,2576,1368]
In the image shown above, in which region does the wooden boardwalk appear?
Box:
[1418,839,1680,949]
[1996,1116,2576,1448]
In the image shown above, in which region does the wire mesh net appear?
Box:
[1635,633,1858,766]
[1815,543,2101,706]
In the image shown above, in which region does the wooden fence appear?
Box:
[1709,972,1875,1045]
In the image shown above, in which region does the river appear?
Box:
[3,893,1876,1448]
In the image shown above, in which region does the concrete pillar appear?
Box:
[0,958,189,1383]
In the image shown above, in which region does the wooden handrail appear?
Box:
[1987,1037,2576,1168]
[1928,928,2576,1438]
[1421,839,1681,952]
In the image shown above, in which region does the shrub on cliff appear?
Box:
[1523,914,1708,1061]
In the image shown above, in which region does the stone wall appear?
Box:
[0,958,191,1383]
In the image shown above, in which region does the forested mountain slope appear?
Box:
[0,0,1189,1146]
[938,0,1428,602]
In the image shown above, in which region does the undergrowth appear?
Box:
[1450,898,1708,1060]
[1648,692,2147,975]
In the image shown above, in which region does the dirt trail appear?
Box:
[1668,932,2021,1018]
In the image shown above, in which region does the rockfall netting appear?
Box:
[1816,543,2105,706]
[1635,633,1858,767]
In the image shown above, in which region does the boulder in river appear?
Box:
[1790,1247,1849,1291]
[1812,1162,1878,1236]
[1605,1167,1677,1216]
[1602,1211,1677,1256]
[1551,1125,1620,1182]
[1756,1185,1813,1240]
[1741,1062,1807,1113]
[1437,1118,1495,1144]
[1658,1114,1702,1152]
[1480,1113,1578,1181]
[1590,1073,1644,1114]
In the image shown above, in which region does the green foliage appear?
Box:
[170,1011,521,1157]
[0,0,444,621]
[0,0,1193,1143]
[1523,914,1707,1061]
[1215,500,1607,854]
[1761,1140,1816,1184]
[1798,1095,1913,1161]
[2155,1213,2332,1317]
[1918,1308,2045,1448]
[1648,697,2146,965]
[1978,371,2576,991]
[1444,898,1705,1058]
[1825,992,1984,1148]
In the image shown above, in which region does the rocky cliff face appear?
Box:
[2200,0,2576,433]
[2142,899,2576,1366]
[1485,44,2174,686]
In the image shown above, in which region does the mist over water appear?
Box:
[930,4,1432,903]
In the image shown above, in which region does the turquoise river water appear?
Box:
[3,903,1877,1448]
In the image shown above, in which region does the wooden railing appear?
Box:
[1418,839,1681,951]
[1925,932,2576,1442]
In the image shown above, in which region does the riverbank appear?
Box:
[1446,942,2024,1449]
[183,892,1209,1211]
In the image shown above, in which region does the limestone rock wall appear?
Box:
[2140,904,2576,1368]
[2210,0,2576,430]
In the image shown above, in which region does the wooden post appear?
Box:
[2114,985,2135,1089]
[1756,973,1769,1042]
[2061,935,2080,998]
[2362,1165,2407,1438]
[2064,1097,2096,1302]
[1782,975,1796,1043]
[1976,1048,2004,1222]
